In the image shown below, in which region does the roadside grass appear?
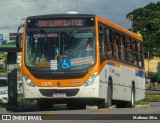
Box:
[135,94,160,105]
[17,94,37,104]
[144,94,160,102]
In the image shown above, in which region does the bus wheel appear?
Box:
[107,78,112,107]
[98,78,112,109]
[131,86,135,107]
[37,99,53,111]
[128,86,135,108]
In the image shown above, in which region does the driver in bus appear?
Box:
[85,40,93,56]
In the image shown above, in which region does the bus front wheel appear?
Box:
[107,79,112,107]
[98,78,112,108]
[130,86,135,107]
[127,85,135,108]
[37,99,53,111]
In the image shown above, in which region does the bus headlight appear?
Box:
[24,75,35,87]
[83,72,97,86]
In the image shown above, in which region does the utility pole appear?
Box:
[148,51,150,79]
[76,0,79,13]
[128,15,133,32]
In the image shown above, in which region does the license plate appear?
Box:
[53,93,66,98]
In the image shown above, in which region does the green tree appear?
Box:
[1,40,7,45]
[2,53,7,69]
[127,2,160,57]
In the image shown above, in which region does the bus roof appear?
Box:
[25,14,142,41]
[96,15,143,41]
[27,14,95,20]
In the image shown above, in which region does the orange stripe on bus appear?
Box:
[114,62,120,68]
[100,60,144,74]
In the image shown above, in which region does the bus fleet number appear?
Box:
[42,82,52,86]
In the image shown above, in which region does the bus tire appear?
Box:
[128,85,135,108]
[107,78,112,107]
[37,99,53,111]
[98,78,112,108]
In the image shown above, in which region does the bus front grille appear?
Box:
[39,89,80,97]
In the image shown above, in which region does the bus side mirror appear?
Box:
[16,34,21,48]
[16,24,24,48]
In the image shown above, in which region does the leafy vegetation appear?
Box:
[0,40,16,46]
[127,2,160,57]
[143,94,160,102]
[17,94,37,104]
[136,94,160,105]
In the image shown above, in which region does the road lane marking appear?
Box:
[43,112,57,115]
[98,108,109,111]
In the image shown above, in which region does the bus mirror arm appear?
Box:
[16,24,24,48]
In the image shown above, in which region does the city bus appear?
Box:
[16,14,145,110]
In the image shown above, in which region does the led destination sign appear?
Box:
[27,17,95,28]
[38,19,83,27]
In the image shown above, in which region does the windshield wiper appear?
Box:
[40,29,48,38]
[65,28,78,46]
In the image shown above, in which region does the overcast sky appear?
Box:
[0,0,160,40]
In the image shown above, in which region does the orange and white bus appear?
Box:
[17,14,145,110]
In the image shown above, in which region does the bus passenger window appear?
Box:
[99,25,107,60]
[137,42,143,67]
[120,36,125,61]
[113,33,119,59]
[105,28,112,57]
[126,38,132,63]
[131,41,137,65]
[137,42,142,53]
[105,28,110,42]
[106,42,112,57]
[138,55,143,67]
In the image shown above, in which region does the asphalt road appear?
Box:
[0,102,160,123]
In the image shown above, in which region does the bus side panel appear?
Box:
[99,63,124,100]
[99,61,145,102]
[135,74,145,101]
[121,66,134,101]
[99,66,107,98]
[121,65,145,102]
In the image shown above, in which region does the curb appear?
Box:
[135,104,151,108]
[0,107,6,111]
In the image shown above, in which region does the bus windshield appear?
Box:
[25,28,95,71]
